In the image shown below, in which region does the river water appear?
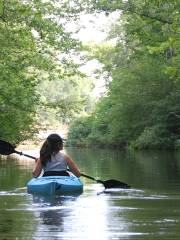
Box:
[0,147,180,239]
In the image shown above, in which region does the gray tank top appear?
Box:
[43,152,68,172]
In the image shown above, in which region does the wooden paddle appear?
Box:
[0,139,130,189]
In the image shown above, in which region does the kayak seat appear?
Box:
[43,171,70,177]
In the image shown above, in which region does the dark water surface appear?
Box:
[0,148,180,239]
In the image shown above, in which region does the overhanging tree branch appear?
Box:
[94,1,174,24]
[125,6,173,24]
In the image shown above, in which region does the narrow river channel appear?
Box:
[0,147,180,239]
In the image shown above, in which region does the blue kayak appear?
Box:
[27,175,83,195]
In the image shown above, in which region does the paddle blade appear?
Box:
[98,179,130,189]
[0,140,16,155]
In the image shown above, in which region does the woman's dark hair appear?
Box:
[40,134,63,166]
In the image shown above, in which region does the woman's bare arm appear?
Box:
[32,158,43,177]
[63,154,81,177]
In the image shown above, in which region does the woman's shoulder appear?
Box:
[56,151,66,158]
[55,152,69,164]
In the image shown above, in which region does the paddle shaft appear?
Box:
[0,139,130,188]
[80,173,104,183]
[80,173,130,188]
[7,150,103,183]
[80,173,97,181]
[14,150,37,160]
[13,152,129,188]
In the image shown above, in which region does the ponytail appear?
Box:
[40,140,52,166]
[40,134,63,166]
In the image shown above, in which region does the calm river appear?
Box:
[0,147,180,239]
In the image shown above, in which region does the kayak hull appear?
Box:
[27,175,83,195]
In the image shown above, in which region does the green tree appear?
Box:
[0,0,84,143]
[68,0,180,149]
[37,73,94,128]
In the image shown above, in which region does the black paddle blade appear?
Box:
[0,140,16,155]
[98,179,130,189]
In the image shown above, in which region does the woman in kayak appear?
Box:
[33,133,81,178]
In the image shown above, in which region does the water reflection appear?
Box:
[1,148,180,239]
[29,187,162,240]
[31,194,76,239]
[1,183,180,239]
[30,186,110,240]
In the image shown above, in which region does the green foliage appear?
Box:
[0,0,90,143]
[175,139,180,150]
[1,0,179,149]
[131,126,175,149]
[37,75,94,127]
[67,116,94,146]
[68,0,180,149]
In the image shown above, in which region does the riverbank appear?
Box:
[65,139,180,150]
